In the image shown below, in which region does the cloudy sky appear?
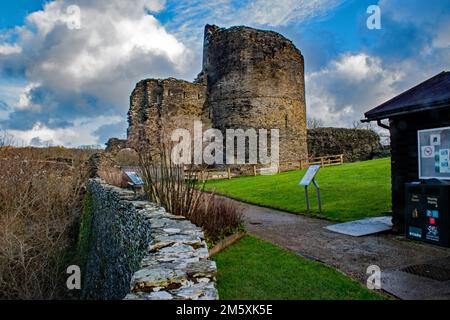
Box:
[0,0,449,147]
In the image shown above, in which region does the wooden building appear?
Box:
[363,71,450,232]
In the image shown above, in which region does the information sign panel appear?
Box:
[418,127,450,180]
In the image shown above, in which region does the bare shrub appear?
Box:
[192,194,244,245]
[139,145,243,245]
[114,148,140,167]
[0,145,97,166]
[0,158,87,299]
[0,130,15,149]
[139,147,204,217]
[97,166,126,188]
[87,152,126,188]
[307,117,324,129]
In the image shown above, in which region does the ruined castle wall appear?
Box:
[125,25,309,164]
[203,25,308,162]
[127,78,209,151]
[307,128,384,162]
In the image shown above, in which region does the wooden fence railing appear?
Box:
[188,154,344,181]
[306,154,344,167]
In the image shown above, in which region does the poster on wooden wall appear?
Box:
[418,126,450,180]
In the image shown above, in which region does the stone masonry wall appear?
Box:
[127,78,209,152]
[203,25,308,163]
[82,180,151,299]
[307,128,383,162]
[105,138,128,154]
[83,179,218,300]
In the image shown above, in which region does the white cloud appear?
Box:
[0,81,25,105]
[333,54,383,81]
[240,0,343,27]
[8,115,122,147]
[145,0,166,12]
[163,0,344,49]
[432,20,450,49]
[0,0,192,146]
[0,101,9,120]
[0,43,22,55]
[16,83,41,110]
[157,0,346,93]
[19,0,189,92]
[306,53,404,127]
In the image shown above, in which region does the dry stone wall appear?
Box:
[82,179,218,300]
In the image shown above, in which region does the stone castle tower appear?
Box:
[126,24,307,163]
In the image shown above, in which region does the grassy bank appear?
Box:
[205,158,391,221]
[212,236,385,300]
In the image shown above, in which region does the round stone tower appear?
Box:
[202,25,308,163]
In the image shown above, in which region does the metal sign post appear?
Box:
[299,165,322,213]
[312,178,322,212]
[305,185,310,211]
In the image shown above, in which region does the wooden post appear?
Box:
[227,167,231,180]
[253,165,257,176]
[340,154,344,164]
[321,157,325,166]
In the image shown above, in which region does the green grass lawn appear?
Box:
[212,236,385,300]
[205,158,391,221]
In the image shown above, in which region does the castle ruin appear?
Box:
[125,24,308,163]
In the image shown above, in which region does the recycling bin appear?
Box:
[405,182,450,247]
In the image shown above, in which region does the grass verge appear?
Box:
[212,236,386,300]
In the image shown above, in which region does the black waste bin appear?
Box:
[405,182,450,247]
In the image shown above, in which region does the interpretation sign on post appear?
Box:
[418,126,450,180]
[299,165,322,212]
[124,171,144,186]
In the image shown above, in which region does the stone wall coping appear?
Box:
[90,179,218,300]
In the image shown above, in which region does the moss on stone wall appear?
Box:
[80,181,152,300]
[77,189,93,286]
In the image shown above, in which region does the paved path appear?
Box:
[223,197,450,299]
